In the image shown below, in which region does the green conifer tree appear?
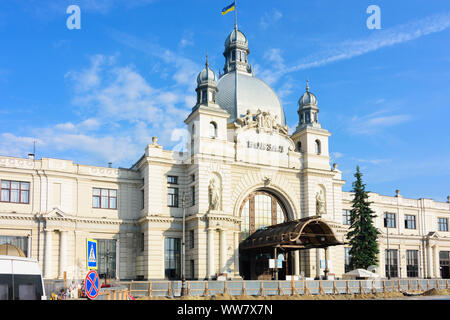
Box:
[346,166,380,270]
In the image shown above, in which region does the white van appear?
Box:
[0,255,46,300]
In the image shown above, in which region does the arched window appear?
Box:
[209,122,217,138]
[315,139,321,155]
[239,191,287,241]
[202,90,207,103]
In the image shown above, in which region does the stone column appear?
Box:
[324,247,329,279]
[219,229,227,274]
[426,242,431,278]
[44,229,52,279]
[398,245,405,278]
[207,228,215,279]
[233,231,240,278]
[294,250,300,276]
[59,230,67,279]
[434,245,440,278]
[315,248,321,279]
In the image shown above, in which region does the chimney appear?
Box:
[28,153,35,160]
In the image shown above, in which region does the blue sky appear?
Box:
[0,0,449,202]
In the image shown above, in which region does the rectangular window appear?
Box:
[406,250,419,278]
[404,215,416,229]
[0,236,28,257]
[167,187,179,207]
[167,176,178,185]
[190,230,195,249]
[165,238,181,280]
[438,218,448,232]
[191,186,195,206]
[385,249,398,278]
[342,209,351,225]
[1,180,30,204]
[190,260,195,280]
[139,233,145,253]
[92,188,117,209]
[191,174,195,182]
[384,212,396,228]
[344,247,352,273]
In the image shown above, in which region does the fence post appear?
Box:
[392,280,395,292]
[383,280,386,293]
[187,281,191,296]
[346,280,350,294]
[148,282,152,297]
[242,281,246,296]
[291,278,296,296]
[168,281,172,297]
[408,280,410,291]
[224,281,228,295]
[359,280,363,294]
[260,281,264,297]
[427,280,430,291]
[205,282,209,296]
[129,281,133,296]
[319,281,324,295]
[278,281,283,296]
[333,280,338,295]
[305,280,309,295]
[437,279,439,290]
[398,280,401,292]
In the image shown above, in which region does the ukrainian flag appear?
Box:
[222,1,236,16]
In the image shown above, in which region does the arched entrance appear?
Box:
[238,189,293,280]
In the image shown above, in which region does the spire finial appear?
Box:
[205,52,209,68]
[306,79,310,92]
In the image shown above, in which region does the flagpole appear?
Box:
[234,0,238,122]
[234,0,238,30]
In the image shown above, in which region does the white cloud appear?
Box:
[108,29,200,89]
[260,10,283,30]
[287,12,450,73]
[348,109,412,135]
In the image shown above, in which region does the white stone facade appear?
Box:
[1,28,449,281]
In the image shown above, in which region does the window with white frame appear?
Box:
[92,188,117,209]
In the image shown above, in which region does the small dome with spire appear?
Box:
[225,29,248,47]
[298,81,318,108]
[197,56,217,85]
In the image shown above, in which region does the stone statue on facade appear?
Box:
[316,189,326,215]
[208,177,222,211]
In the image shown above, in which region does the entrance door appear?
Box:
[440,251,450,279]
[238,190,288,280]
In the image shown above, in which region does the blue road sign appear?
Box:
[87,238,98,270]
[85,270,99,300]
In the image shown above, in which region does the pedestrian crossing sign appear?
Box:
[86,239,98,270]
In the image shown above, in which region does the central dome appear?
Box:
[216,72,285,125]
[217,28,285,125]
